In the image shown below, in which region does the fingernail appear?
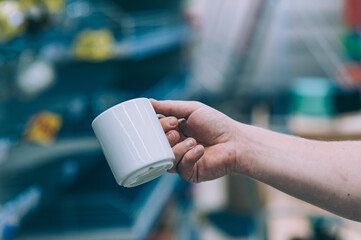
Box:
[195,146,201,154]
[167,132,175,142]
[169,118,177,127]
[186,139,194,148]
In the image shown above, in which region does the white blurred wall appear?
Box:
[241,0,343,93]
[188,0,344,96]
[187,0,264,96]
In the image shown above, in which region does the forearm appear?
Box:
[236,124,361,221]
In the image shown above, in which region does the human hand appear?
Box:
[151,99,241,183]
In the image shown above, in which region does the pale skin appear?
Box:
[151,99,361,222]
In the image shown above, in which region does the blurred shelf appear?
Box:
[17,173,181,240]
[263,183,361,240]
[141,71,190,99]
[1,24,190,62]
[0,136,100,175]
[0,3,192,238]
[288,113,361,141]
[115,24,189,60]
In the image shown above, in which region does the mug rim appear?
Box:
[92,97,150,127]
[118,158,173,187]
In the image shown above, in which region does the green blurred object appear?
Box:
[291,78,335,117]
[343,31,361,60]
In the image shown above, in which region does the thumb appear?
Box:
[150,99,202,119]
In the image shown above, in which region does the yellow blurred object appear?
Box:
[41,0,64,14]
[20,0,64,13]
[0,1,25,42]
[74,29,116,62]
[19,0,40,10]
[24,112,62,145]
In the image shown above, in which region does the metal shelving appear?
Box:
[0,1,192,239]
[16,174,180,240]
[0,136,99,175]
[0,3,189,62]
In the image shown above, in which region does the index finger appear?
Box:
[150,99,202,119]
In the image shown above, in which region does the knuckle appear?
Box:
[191,101,203,107]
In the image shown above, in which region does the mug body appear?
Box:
[92,98,174,187]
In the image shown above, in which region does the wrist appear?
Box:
[231,122,255,175]
[233,123,310,179]
[232,123,278,177]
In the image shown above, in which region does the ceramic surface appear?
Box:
[92,98,175,187]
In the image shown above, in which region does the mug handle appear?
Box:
[157,114,166,119]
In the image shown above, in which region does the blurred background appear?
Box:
[1,0,361,239]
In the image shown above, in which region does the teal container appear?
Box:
[343,31,361,61]
[290,78,335,117]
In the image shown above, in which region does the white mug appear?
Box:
[92,98,175,187]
